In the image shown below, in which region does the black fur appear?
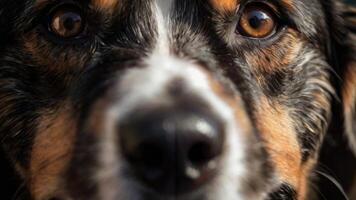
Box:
[0,0,355,199]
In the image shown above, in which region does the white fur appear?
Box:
[154,0,173,55]
[96,1,248,199]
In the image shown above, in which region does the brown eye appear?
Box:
[49,6,84,38]
[237,4,278,38]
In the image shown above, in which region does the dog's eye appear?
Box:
[49,6,84,38]
[237,4,278,38]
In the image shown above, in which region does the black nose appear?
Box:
[118,108,225,194]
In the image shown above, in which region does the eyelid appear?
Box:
[238,0,282,18]
[259,2,280,17]
[35,0,85,19]
[35,0,77,12]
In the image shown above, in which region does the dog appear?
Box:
[0,0,355,199]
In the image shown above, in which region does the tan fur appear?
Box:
[85,94,112,136]
[255,97,302,187]
[280,0,295,12]
[205,63,316,198]
[210,0,295,13]
[35,0,118,12]
[299,158,317,199]
[255,97,320,199]
[210,0,239,12]
[245,29,302,74]
[92,0,118,12]
[30,104,76,199]
[34,0,49,10]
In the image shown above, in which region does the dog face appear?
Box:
[0,0,355,200]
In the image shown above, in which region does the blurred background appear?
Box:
[346,0,356,4]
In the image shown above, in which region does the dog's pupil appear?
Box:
[248,10,269,30]
[62,12,81,32]
[63,15,76,31]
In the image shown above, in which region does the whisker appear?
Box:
[12,179,29,200]
[12,184,24,200]
[315,171,349,200]
[309,181,328,200]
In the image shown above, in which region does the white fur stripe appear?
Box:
[153,0,173,55]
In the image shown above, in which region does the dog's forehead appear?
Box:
[33,0,318,10]
[207,0,310,13]
[33,0,322,27]
[156,0,173,17]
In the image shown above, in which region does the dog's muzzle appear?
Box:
[67,56,263,200]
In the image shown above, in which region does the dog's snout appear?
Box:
[118,108,225,194]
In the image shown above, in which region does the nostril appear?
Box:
[129,142,168,181]
[138,142,165,168]
[188,141,216,166]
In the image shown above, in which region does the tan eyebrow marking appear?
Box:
[210,0,239,12]
[34,0,51,10]
[281,0,295,12]
[92,0,118,11]
[35,0,119,12]
[210,0,296,13]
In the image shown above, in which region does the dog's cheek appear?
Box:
[342,61,356,154]
[23,32,91,73]
[255,97,311,199]
[30,103,76,199]
[243,29,306,98]
[244,29,302,75]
